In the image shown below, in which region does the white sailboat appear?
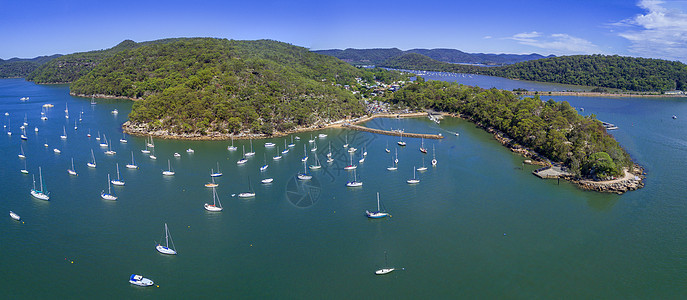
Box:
[53,148,61,154]
[311,141,317,152]
[68,157,78,176]
[288,135,295,148]
[308,134,315,143]
[238,177,255,198]
[358,150,365,163]
[387,149,398,171]
[245,139,255,157]
[96,131,101,141]
[64,102,69,119]
[281,139,289,154]
[261,177,274,184]
[155,223,177,255]
[147,136,155,148]
[205,173,219,187]
[141,143,151,154]
[237,145,248,164]
[210,162,222,177]
[186,148,194,153]
[385,141,390,153]
[346,168,362,187]
[104,139,116,155]
[101,174,117,200]
[126,151,138,169]
[273,146,283,160]
[344,154,357,170]
[30,167,50,201]
[162,160,175,176]
[18,145,26,159]
[327,141,332,158]
[417,157,428,171]
[309,151,322,170]
[20,159,29,174]
[397,131,406,146]
[149,148,157,160]
[297,161,312,180]
[111,163,125,186]
[87,149,97,168]
[260,154,269,171]
[99,134,108,147]
[60,126,67,139]
[227,136,237,151]
[431,144,437,166]
[343,135,348,148]
[119,133,127,143]
[20,126,27,140]
[419,137,427,153]
[407,166,420,184]
[366,192,388,218]
[204,186,223,211]
[301,144,308,162]
[375,251,395,275]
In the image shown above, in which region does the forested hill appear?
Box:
[26,38,183,83]
[71,38,402,136]
[382,53,687,92]
[0,54,61,78]
[314,48,549,65]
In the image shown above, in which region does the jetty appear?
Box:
[342,123,444,139]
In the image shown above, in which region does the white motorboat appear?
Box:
[10,211,21,221]
[129,274,154,287]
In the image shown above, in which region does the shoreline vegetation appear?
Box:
[515,91,685,98]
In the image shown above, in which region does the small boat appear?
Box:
[281,139,289,154]
[344,154,357,170]
[385,141,390,153]
[111,109,118,115]
[10,211,20,221]
[245,139,255,157]
[273,147,283,160]
[20,160,29,174]
[129,274,154,287]
[326,156,334,163]
[294,136,301,140]
[155,223,177,255]
[673,115,677,119]
[126,151,138,169]
[397,131,406,146]
[162,160,175,176]
[90,97,96,105]
[99,134,108,147]
[205,175,219,188]
[343,135,348,148]
[359,150,365,163]
[119,133,127,143]
[310,141,317,152]
[174,152,181,158]
[141,144,151,154]
[366,192,388,218]
[43,140,49,148]
[407,167,420,184]
[309,152,322,170]
[265,142,275,147]
[301,144,308,162]
[101,174,117,200]
[308,134,315,143]
[186,148,194,153]
[146,136,155,148]
[74,120,78,131]
[18,145,26,159]
[60,126,67,139]
[87,149,97,168]
[204,186,223,212]
[96,131,101,141]
[417,157,428,171]
[260,154,268,171]
[318,133,327,138]
[104,139,116,155]
[149,149,157,160]
[327,142,332,158]
[431,145,437,166]
[375,251,395,275]
[237,146,248,165]
[348,147,357,153]
[53,148,61,154]
[227,136,237,151]
[30,167,50,201]
[64,103,69,119]
[34,127,38,132]
[288,135,296,148]
[210,162,222,177]
[20,127,27,140]
[346,169,363,187]
[68,157,78,176]
[419,137,427,153]
[238,177,255,198]
[297,161,312,180]
[111,163,125,186]
[261,177,274,184]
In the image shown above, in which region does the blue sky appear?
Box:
[1,0,686,62]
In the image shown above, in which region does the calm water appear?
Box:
[418,70,589,91]
[2,78,687,298]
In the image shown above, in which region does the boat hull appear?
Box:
[204,204,223,211]
[156,245,177,255]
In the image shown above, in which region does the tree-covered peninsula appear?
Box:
[381,53,687,92]
[384,80,632,178]
[69,38,407,135]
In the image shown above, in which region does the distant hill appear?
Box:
[26,38,184,83]
[314,48,551,66]
[0,54,62,78]
[382,53,687,92]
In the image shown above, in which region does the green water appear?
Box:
[1,78,687,298]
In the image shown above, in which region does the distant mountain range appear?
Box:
[0,54,62,78]
[313,48,554,66]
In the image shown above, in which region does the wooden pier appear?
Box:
[342,124,444,139]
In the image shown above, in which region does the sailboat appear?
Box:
[111,163,125,186]
[343,135,349,148]
[420,137,427,153]
[397,131,406,146]
[147,136,155,148]
[149,148,157,160]
[417,157,428,171]
[20,159,29,174]
[358,150,365,163]
[237,145,248,164]
[375,251,395,275]
[348,146,357,153]
[301,144,308,162]
[18,145,26,159]
[204,186,223,211]
[385,141,390,153]
[90,96,96,105]
[366,192,388,218]
[30,167,50,200]
[431,145,437,166]
[104,139,116,155]
[346,168,362,187]
[20,126,27,140]
[210,162,222,177]
[288,135,295,148]
[119,133,127,143]
[260,154,269,171]
[245,139,255,157]
[73,120,78,131]
[99,134,108,147]
[155,223,177,255]
[308,134,315,144]
[327,141,332,158]
[227,136,237,151]
[282,139,289,154]
[344,153,357,170]
[64,102,69,119]
[273,146,283,160]
[310,141,317,152]
[141,143,151,154]
[126,151,138,169]
[96,131,101,141]
[53,147,61,154]
[162,160,175,176]
[238,176,255,198]
[297,161,312,180]
[101,174,117,200]
[87,149,97,168]
[68,157,78,176]
[186,148,194,153]
[407,166,420,184]
[309,151,321,170]
[60,126,67,139]
[387,149,398,171]
[205,173,219,187]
